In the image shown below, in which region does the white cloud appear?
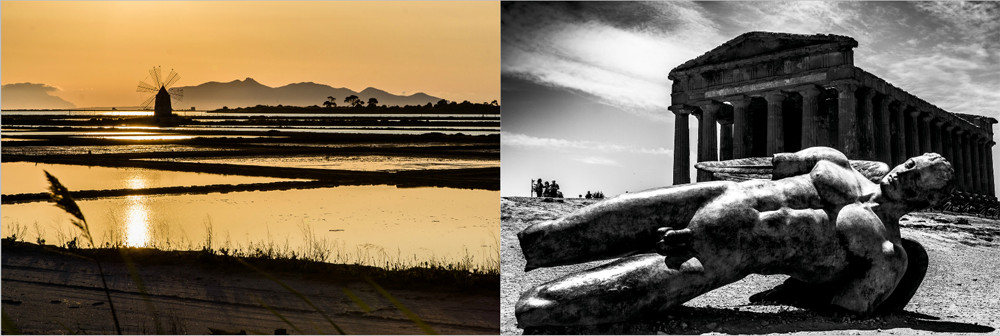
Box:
[501,132,672,156]
[502,2,723,120]
[915,2,1000,43]
[873,53,1000,119]
[730,2,878,45]
[503,2,1000,123]
[574,156,623,167]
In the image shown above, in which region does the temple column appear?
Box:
[719,118,734,161]
[875,96,892,164]
[969,132,983,194]
[932,119,944,155]
[764,91,786,155]
[892,103,908,165]
[975,136,987,195]
[670,105,691,185]
[858,88,876,160]
[729,96,752,159]
[919,114,933,154]
[979,137,987,194]
[984,140,992,196]
[954,130,967,191]
[906,109,921,158]
[943,124,955,166]
[962,131,976,193]
[797,86,822,149]
[696,101,721,182]
[836,83,859,157]
[963,132,975,194]
[986,140,997,197]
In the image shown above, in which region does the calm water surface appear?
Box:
[1,186,499,266]
[2,110,500,119]
[0,162,306,195]
[143,156,500,171]
[4,127,496,136]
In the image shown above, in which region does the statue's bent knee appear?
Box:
[515,284,560,327]
[878,238,928,313]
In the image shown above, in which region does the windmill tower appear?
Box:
[137,66,183,119]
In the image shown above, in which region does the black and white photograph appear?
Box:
[501,1,999,334]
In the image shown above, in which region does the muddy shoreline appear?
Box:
[1,240,499,334]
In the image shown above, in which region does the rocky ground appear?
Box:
[501,196,1000,335]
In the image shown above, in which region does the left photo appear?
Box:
[1,1,500,334]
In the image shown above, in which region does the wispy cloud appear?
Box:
[866,2,1000,119]
[501,131,671,156]
[502,2,723,119]
[574,156,623,167]
[503,2,1000,124]
[915,2,1000,44]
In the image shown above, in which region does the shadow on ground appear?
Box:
[521,307,995,335]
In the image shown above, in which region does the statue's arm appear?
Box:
[773,147,851,180]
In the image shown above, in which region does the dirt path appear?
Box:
[2,247,498,334]
[501,197,1000,335]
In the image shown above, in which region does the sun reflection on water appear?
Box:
[123,175,150,247]
[124,196,150,247]
[89,135,196,141]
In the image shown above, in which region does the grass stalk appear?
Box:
[118,249,164,334]
[234,257,346,335]
[2,311,21,334]
[252,297,304,334]
[44,170,123,335]
[365,278,437,335]
[341,288,372,313]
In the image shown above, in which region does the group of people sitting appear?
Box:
[532,179,563,198]
[583,191,605,199]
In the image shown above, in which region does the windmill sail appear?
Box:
[136,66,181,118]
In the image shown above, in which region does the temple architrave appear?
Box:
[668,32,997,202]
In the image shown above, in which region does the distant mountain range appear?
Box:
[1,83,76,109]
[171,78,443,110]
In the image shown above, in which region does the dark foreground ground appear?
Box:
[1,241,499,334]
[501,197,1000,335]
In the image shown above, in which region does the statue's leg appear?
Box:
[515,253,740,327]
[518,182,730,270]
[830,239,908,315]
[828,204,909,315]
[767,238,923,315]
[876,238,928,313]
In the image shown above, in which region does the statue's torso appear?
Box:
[688,160,886,282]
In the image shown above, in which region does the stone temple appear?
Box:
[668,32,997,203]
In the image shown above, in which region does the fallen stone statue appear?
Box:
[515,147,955,327]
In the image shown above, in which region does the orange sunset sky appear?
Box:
[1,1,499,108]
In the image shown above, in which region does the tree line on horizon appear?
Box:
[215,97,499,114]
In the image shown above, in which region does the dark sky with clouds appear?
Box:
[502,1,1000,197]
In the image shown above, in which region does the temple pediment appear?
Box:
[671,32,857,74]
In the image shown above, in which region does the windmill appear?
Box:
[136,66,183,118]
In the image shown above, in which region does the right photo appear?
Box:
[500,2,1000,335]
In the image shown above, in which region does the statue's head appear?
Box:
[881,153,954,208]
